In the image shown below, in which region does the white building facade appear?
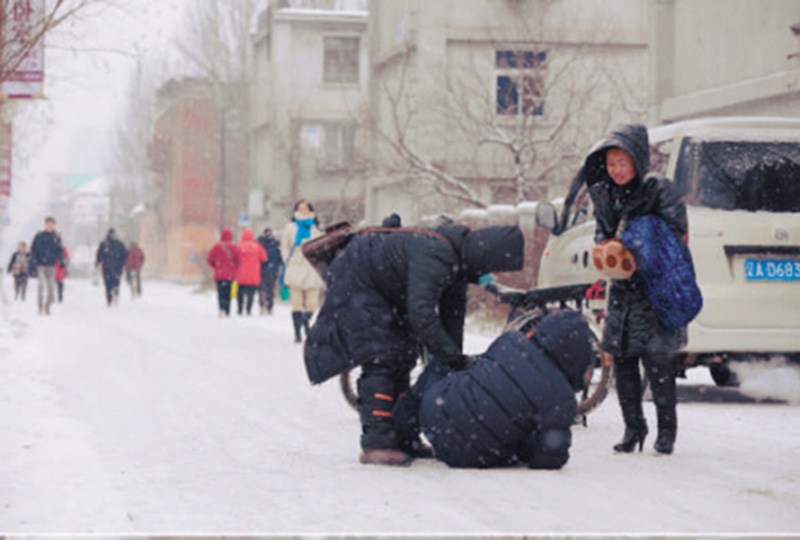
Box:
[650,0,800,122]
[249,0,369,230]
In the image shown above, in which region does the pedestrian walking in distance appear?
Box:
[30,217,65,315]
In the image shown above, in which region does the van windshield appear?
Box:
[675,138,800,212]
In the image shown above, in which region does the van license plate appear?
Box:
[745,258,800,281]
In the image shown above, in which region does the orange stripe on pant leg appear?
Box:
[372,410,393,418]
[374,393,394,402]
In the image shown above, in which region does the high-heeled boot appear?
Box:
[291,311,303,343]
[613,357,648,453]
[645,357,678,455]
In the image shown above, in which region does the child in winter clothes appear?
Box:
[236,228,267,316]
[280,200,325,342]
[576,123,688,455]
[393,310,593,469]
[55,247,69,302]
[7,242,30,301]
[207,229,241,316]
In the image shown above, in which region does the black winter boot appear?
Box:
[645,356,678,455]
[654,406,677,454]
[356,360,412,466]
[613,357,648,453]
[291,311,303,343]
[302,311,313,339]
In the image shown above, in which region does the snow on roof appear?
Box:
[516,201,539,212]
[73,176,109,197]
[274,8,367,22]
[458,208,488,219]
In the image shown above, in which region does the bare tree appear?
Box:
[0,0,107,87]
[369,3,648,215]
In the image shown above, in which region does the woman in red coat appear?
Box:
[235,228,267,316]
[207,229,241,316]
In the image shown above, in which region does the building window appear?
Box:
[324,37,359,83]
[495,49,547,116]
[322,123,356,169]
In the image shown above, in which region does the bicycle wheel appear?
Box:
[339,366,361,411]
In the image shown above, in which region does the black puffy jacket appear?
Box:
[416,310,592,469]
[303,225,524,384]
[96,236,128,277]
[581,124,688,357]
[30,231,64,267]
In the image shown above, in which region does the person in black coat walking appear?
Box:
[393,310,593,469]
[95,229,128,307]
[575,123,688,455]
[30,217,65,315]
[304,223,525,466]
[257,227,283,315]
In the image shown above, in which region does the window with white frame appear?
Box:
[495,49,547,116]
[323,37,359,83]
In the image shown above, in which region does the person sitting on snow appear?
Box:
[394,309,594,469]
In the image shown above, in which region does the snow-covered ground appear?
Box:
[1,278,799,535]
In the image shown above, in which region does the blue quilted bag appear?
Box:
[620,215,703,330]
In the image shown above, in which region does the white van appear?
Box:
[534,117,800,385]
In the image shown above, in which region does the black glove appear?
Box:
[449,354,481,371]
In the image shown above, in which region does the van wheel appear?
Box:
[709,361,739,387]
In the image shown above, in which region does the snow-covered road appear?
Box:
[1,278,798,535]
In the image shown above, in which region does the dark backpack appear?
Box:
[620,214,703,330]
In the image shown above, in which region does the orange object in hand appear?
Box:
[591,239,637,279]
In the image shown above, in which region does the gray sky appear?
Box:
[4,0,188,245]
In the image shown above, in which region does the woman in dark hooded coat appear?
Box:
[304,223,524,466]
[577,123,688,455]
[395,310,593,469]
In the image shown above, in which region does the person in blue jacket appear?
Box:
[394,309,593,469]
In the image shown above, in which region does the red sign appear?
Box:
[1,0,45,98]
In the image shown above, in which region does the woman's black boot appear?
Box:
[613,357,648,453]
[654,406,677,454]
[291,311,303,343]
[646,357,678,455]
[614,425,648,453]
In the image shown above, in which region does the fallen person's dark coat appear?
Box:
[398,310,593,469]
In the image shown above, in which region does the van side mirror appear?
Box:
[535,202,559,233]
